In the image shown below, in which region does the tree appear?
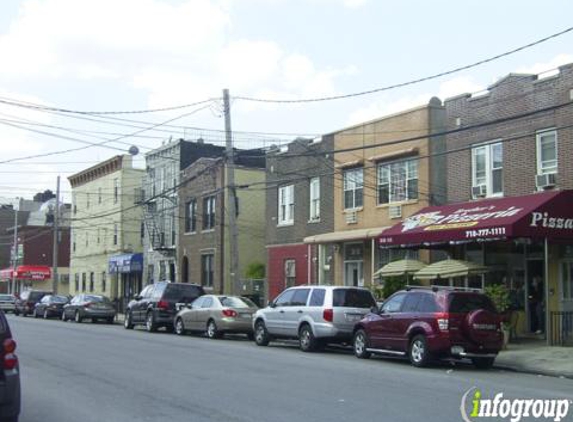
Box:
[245,262,265,279]
[33,190,55,203]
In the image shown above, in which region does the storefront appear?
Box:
[379,190,573,345]
[108,253,143,313]
[0,265,52,293]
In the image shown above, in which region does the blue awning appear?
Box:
[109,253,143,274]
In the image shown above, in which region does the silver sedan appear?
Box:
[174,295,258,339]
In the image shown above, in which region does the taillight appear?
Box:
[323,308,333,322]
[222,309,238,318]
[435,312,449,331]
[157,300,169,310]
[3,338,17,370]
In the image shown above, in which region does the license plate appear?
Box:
[346,314,362,322]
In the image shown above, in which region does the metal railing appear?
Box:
[550,311,573,346]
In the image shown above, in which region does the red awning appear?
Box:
[0,268,14,281]
[379,190,573,247]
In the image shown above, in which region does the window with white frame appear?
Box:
[562,261,573,300]
[309,177,320,221]
[471,142,503,197]
[536,130,557,175]
[377,158,418,204]
[185,199,197,233]
[278,185,294,225]
[201,254,214,288]
[343,168,363,210]
[284,259,296,288]
[203,196,216,230]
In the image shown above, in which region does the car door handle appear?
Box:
[279,310,285,313]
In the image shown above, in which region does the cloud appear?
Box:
[515,54,573,77]
[341,0,368,8]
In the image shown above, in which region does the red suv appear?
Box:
[352,287,503,369]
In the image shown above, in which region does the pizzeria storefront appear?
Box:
[0,265,52,293]
[378,190,573,345]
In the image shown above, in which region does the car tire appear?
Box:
[175,318,186,336]
[124,311,134,330]
[472,357,495,370]
[61,311,67,322]
[43,309,49,319]
[254,320,270,346]
[409,334,430,367]
[145,311,157,332]
[299,324,319,352]
[75,311,83,323]
[206,320,221,339]
[353,329,372,359]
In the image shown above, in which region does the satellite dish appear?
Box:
[128,145,139,156]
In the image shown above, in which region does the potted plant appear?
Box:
[484,284,511,349]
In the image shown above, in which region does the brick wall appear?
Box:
[267,243,310,300]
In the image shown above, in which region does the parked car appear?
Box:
[352,287,503,369]
[33,295,69,319]
[0,310,20,422]
[124,282,205,332]
[14,290,51,317]
[174,295,258,339]
[252,285,377,352]
[62,294,116,324]
[0,295,16,314]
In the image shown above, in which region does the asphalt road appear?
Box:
[8,315,573,422]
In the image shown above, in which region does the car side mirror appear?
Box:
[269,301,276,308]
[370,306,378,314]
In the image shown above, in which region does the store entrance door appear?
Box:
[526,259,544,333]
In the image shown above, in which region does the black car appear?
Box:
[0,310,21,421]
[33,295,69,319]
[124,282,205,332]
[62,294,116,324]
[14,290,51,317]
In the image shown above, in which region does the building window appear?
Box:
[309,177,320,221]
[284,259,296,288]
[202,196,216,230]
[377,159,418,204]
[343,168,363,209]
[89,272,94,292]
[101,272,107,292]
[171,214,176,246]
[536,129,557,175]
[185,199,197,233]
[471,142,503,198]
[113,223,118,246]
[114,178,119,204]
[98,187,102,204]
[73,241,76,252]
[74,274,79,291]
[201,254,214,288]
[278,185,294,225]
[82,273,86,292]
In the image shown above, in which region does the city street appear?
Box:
[9,315,573,422]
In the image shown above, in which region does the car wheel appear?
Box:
[206,320,221,339]
[61,311,67,322]
[75,311,83,323]
[353,329,372,359]
[472,357,495,370]
[145,311,157,332]
[124,311,134,330]
[43,309,49,319]
[254,320,270,346]
[299,324,319,352]
[409,334,430,367]
[175,318,186,336]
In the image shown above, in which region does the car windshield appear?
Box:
[30,292,50,301]
[85,296,109,303]
[332,289,376,308]
[448,294,497,313]
[164,284,203,301]
[218,296,257,308]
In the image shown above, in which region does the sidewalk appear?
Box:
[495,340,573,378]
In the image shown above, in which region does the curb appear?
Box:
[494,364,573,380]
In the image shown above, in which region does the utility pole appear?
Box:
[52,176,60,294]
[223,89,240,295]
[11,201,18,295]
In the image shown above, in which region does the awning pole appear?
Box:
[544,238,550,346]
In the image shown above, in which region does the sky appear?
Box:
[1,0,573,201]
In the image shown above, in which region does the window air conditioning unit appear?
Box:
[388,205,402,219]
[345,210,358,224]
[471,185,487,198]
[536,173,557,190]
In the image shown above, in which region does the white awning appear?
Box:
[303,227,388,244]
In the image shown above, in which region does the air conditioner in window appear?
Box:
[388,205,402,219]
[536,173,557,190]
[471,185,487,198]
[345,210,358,224]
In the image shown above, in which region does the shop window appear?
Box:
[377,158,418,204]
[343,168,363,210]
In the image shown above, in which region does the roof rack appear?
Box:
[405,285,483,293]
